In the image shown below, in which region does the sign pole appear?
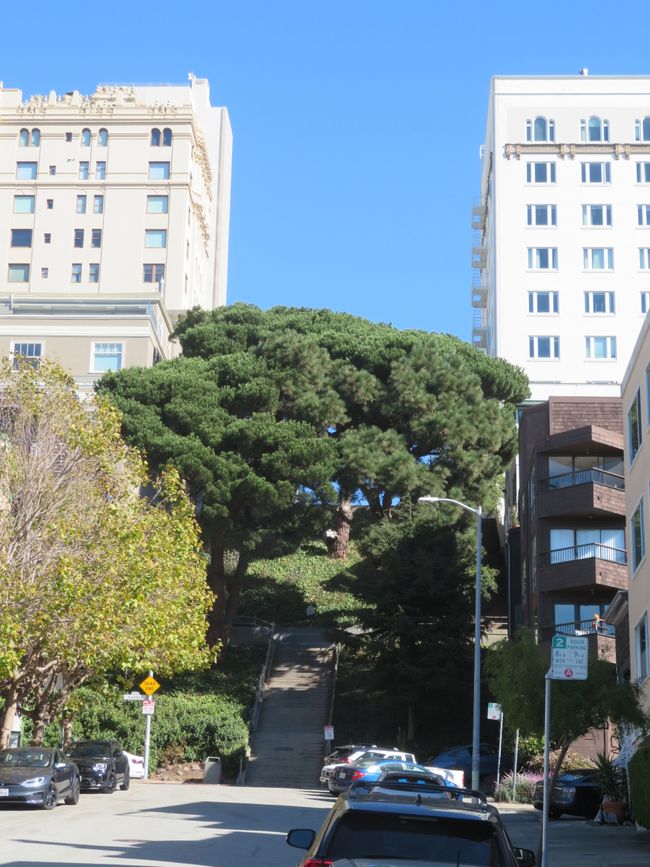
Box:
[143,670,154,780]
[541,672,551,867]
[496,709,504,788]
[512,728,520,802]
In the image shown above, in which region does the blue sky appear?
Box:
[4,2,649,341]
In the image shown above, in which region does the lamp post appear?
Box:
[418,495,483,792]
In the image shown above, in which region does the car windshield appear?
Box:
[68,741,111,757]
[558,771,596,782]
[326,813,506,865]
[0,750,52,768]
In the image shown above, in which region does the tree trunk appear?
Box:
[223,553,250,645]
[325,495,353,559]
[62,714,73,749]
[0,688,18,748]
[407,704,415,741]
[31,711,47,746]
[536,739,571,865]
[206,539,227,648]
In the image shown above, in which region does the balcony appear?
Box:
[537,469,625,518]
[537,543,628,594]
[472,205,487,231]
[471,246,487,269]
[539,618,616,661]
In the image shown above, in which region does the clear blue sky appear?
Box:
[4,2,648,341]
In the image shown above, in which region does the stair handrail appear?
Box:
[250,626,276,733]
[325,643,341,753]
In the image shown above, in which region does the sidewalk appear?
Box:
[498,802,650,866]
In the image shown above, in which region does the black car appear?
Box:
[425,742,512,791]
[0,747,80,809]
[66,739,130,792]
[287,780,536,866]
[533,768,602,819]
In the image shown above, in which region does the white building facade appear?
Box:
[475,75,650,400]
[0,75,232,389]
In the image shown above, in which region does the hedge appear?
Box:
[629,745,650,827]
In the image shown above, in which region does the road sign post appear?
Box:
[487,703,504,786]
[139,671,159,780]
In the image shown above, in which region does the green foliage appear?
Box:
[524,747,594,774]
[593,752,627,801]
[629,744,650,827]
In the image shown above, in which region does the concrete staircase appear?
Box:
[246,628,334,788]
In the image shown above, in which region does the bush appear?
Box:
[524,747,593,774]
[629,745,650,826]
[493,771,543,804]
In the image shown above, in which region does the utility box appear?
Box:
[203,756,221,784]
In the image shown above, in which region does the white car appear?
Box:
[423,764,464,788]
[124,751,145,779]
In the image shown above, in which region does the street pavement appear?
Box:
[2,783,650,866]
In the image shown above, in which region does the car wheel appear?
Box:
[120,769,130,791]
[42,784,57,810]
[64,777,80,805]
[103,772,117,793]
[549,809,562,820]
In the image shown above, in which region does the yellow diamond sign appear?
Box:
[139,676,160,696]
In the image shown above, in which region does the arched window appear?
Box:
[636,118,650,142]
[98,128,108,146]
[30,129,40,146]
[81,128,91,147]
[150,128,161,146]
[582,116,609,143]
[526,117,555,143]
[19,128,29,146]
[162,128,172,146]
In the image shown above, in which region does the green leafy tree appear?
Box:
[0,362,213,745]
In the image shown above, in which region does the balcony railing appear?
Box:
[541,467,624,492]
[552,618,615,638]
[541,542,627,567]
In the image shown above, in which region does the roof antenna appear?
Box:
[579,68,589,76]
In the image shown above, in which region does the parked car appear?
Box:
[66,739,130,792]
[124,751,145,780]
[532,768,602,819]
[0,747,80,809]
[328,757,438,795]
[287,780,536,865]
[425,742,511,791]
[319,744,377,785]
[326,749,416,794]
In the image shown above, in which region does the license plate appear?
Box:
[337,770,346,779]
[0,788,9,797]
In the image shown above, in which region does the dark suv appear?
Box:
[287,781,536,866]
[66,739,129,793]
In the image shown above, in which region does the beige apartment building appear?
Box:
[0,75,232,389]
[622,314,650,714]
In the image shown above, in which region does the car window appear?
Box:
[326,812,507,865]
[68,741,112,757]
[450,748,471,760]
[481,745,498,756]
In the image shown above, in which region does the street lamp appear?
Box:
[418,495,483,792]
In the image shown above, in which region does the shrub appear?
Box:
[524,747,593,774]
[629,745,650,827]
[493,771,542,804]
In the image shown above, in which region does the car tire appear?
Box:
[103,772,117,793]
[64,777,80,805]
[120,769,130,791]
[42,784,57,810]
[549,809,562,820]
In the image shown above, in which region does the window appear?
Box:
[526,162,556,183]
[638,205,650,227]
[98,128,108,146]
[18,128,29,146]
[582,204,612,226]
[48,165,56,176]
[11,342,42,370]
[44,233,51,244]
[583,247,614,270]
[526,116,555,142]
[74,229,84,248]
[147,195,168,214]
[529,335,560,359]
[145,229,167,248]
[636,613,649,681]
[89,263,100,283]
[13,195,35,213]
[11,229,32,247]
[646,364,650,428]
[528,247,558,270]
[585,336,617,359]
[8,264,30,283]
[91,229,102,248]
[640,249,650,269]
[31,129,40,146]
[632,500,646,572]
[629,388,643,462]
[527,204,557,226]
[581,162,611,184]
[79,161,89,180]
[162,128,172,146]
[528,291,558,314]
[76,195,87,214]
[47,199,53,209]
[71,263,82,283]
[41,267,48,278]
[580,116,609,142]
[584,291,615,314]
[65,131,73,142]
[81,128,91,147]
[16,162,37,180]
[637,119,650,142]
[549,528,625,565]
[91,342,124,372]
[95,161,106,180]
[143,263,165,284]
[637,163,650,183]
[642,292,650,314]
[151,128,161,146]
[149,161,170,180]
[93,194,104,214]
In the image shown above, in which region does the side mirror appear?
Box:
[514,847,536,866]
[286,828,316,850]
[55,762,67,769]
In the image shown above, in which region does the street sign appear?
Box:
[551,634,588,680]
[142,699,155,715]
[123,692,145,702]
[487,702,502,720]
[139,676,160,695]
[324,725,334,741]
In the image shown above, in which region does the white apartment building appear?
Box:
[0,75,232,389]
[475,74,650,400]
